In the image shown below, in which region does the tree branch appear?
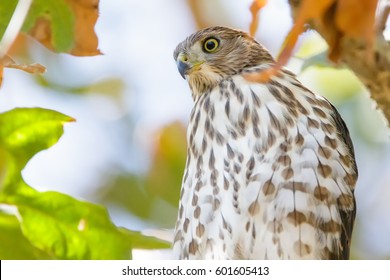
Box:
[288,0,390,124]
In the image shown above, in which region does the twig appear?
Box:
[0,0,33,58]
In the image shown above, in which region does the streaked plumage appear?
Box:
[173,26,357,259]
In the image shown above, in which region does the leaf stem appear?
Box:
[0,0,33,58]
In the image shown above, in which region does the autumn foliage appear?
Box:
[0,0,169,260]
[0,0,388,260]
[247,0,378,82]
[0,0,100,87]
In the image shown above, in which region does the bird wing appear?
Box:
[329,105,357,259]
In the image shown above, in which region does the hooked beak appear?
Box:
[176,53,203,79]
[177,59,190,79]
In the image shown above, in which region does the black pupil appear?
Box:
[206,40,216,50]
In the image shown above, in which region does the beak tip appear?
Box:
[177,60,189,80]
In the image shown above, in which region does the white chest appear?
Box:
[173,74,356,260]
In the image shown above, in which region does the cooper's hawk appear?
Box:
[172,26,357,260]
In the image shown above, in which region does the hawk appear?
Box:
[172,26,357,260]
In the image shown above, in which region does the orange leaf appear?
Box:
[278,0,336,65]
[66,0,101,56]
[335,0,378,59]
[246,0,337,83]
[249,0,268,36]
[336,0,378,38]
[28,0,101,56]
[296,0,336,20]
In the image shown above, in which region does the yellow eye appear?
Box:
[203,38,219,53]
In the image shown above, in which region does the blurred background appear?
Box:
[0,0,389,259]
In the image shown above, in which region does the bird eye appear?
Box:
[203,38,219,53]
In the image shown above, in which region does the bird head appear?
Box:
[173,26,274,97]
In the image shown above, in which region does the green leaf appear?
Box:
[24,0,75,52]
[0,107,74,165]
[35,76,126,99]
[0,0,17,38]
[0,107,74,193]
[0,211,52,259]
[0,107,170,259]
[0,0,75,52]
[99,174,155,219]
[1,191,134,260]
[120,229,171,250]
